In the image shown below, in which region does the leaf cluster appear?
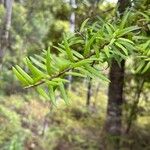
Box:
[13,11,149,106]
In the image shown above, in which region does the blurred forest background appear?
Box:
[0,0,150,150]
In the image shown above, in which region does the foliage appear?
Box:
[0,0,150,149]
[0,92,150,150]
[0,102,26,150]
[13,10,149,105]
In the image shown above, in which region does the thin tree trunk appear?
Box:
[69,0,76,33]
[67,0,76,90]
[104,0,129,149]
[0,0,13,68]
[86,78,92,106]
[125,79,145,133]
[93,82,100,107]
[0,0,4,5]
[86,0,100,106]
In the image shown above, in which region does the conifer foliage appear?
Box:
[13,10,150,105]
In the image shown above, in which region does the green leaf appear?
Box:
[34,54,46,62]
[48,85,56,106]
[30,56,46,70]
[107,23,115,31]
[12,67,29,86]
[135,61,145,73]
[69,37,84,46]
[111,46,127,60]
[91,21,99,32]
[26,58,45,78]
[15,65,33,84]
[65,71,86,77]
[53,45,66,54]
[93,45,100,58]
[133,36,149,40]
[42,49,47,55]
[46,47,53,75]
[141,62,150,74]
[53,78,69,83]
[84,64,110,82]
[71,59,92,68]
[113,29,120,37]
[115,42,128,55]
[77,67,94,79]
[118,26,140,37]
[80,18,89,32]
[118,38,134,44]
[137,11,149,20]
[105,24,113,35]
[103,46,110,58]
[119,10,130,29]
[37,87,49,100]
[84,33,97,57]
[46,80,59,86]
[142,40,150,50]
[117,40,136,51]
[72,50,84,59]
[113,55,122,67]
[109,38,116,45]
[54,57,71,71]
[64,37,74,62]
[59,82,69,104]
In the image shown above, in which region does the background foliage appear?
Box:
[0,0,149,150]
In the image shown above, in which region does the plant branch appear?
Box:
[24,43,108,89]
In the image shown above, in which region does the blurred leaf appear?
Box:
[30,56,46,70]
[48,85,56,106]
[64,36,74,62]
[37,87,49,100]
[118,26,140,37]
[84,64,110,82]
[65,71,86,77]
[26,58,45,78]
[46,47,53,75]
[59,82,69,104]
[71,59,92,68]
[115,42,128,55]
[12,67,29,86]
[15,65,33,84]
[80,18,89,32]
[119,10,130,29]
[141,62,150,74]
[72,50,84,59]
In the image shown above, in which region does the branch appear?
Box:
[24,43,108,89]
[25,68,71,89]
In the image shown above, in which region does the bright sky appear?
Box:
[105,0,118,3]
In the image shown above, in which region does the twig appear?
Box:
[24,42,108,89]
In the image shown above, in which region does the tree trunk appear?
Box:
[0,0,4,5]
[69,0,76,33]
[86,78,92,106]
[104,0,129,149]
[126,79,145,133]
[67,0,76,90]
[0,0,13,67]
[105,60,125,149]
